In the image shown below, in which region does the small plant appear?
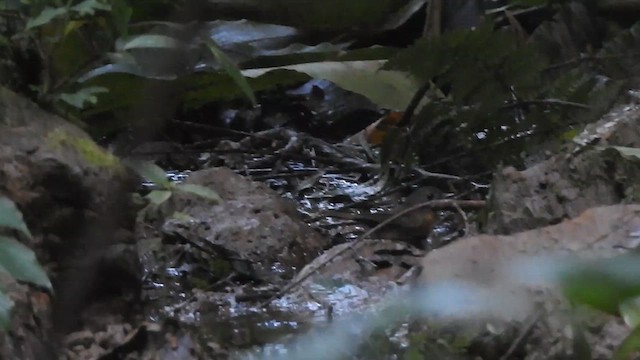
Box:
[0,197,52,330]
[126,160,221,210]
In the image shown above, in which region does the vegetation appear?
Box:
[126,159,221,216]
[0,197,51,330]
[4,0,640,357]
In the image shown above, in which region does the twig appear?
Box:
[260,199,485,307]
[500,99,591,111]
[544,54,634,72]
[452,201,469,235]
[499,312,542,360]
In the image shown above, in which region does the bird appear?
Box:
[324,188,440,247]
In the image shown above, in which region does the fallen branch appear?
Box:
[261,198,486,307]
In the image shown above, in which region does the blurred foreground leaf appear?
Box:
[560,253,640,315]
[0,198,32,239]
[146,190,172,206]
[0,291,13,330]
[125,160,171,188]
[0,236,52,290]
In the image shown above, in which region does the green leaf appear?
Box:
[26,6,68,31]
[0,197,32,239]
[71,0,110,16]
[620,297,640,328]
[0,290,13,330]
[111,0,132,37]
[56,86,109,109]
[0,236,52,290]
[120,34,181,51]
[124,160,171,188]
[145,190,172,206]
[175,184,222,203]
[242,60,418,111]
[560,253,640,315]
[205,40,256,105]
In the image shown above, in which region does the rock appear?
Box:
[152,167,330,283]
[288,240,424,315]
[64,330,94,348]
[0,86,141,357]
[488,103,640,234]
[416,205,640,355]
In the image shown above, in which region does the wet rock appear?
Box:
[156,167,330,283]
[488,103,640,234]
[288,240,423,316]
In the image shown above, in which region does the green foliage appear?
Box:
[1,0,258,124]
[614,324,640,360]
[125,160,222,209]
[380,25,550,173]
[0,197,52,330]
[560,254,640,315]
[0,236,52,292]
[241,60,419,111]
[3,0,414,138]
[55,86,108,108]
[1,0,129,111]
[0,291,12,330]
[0,198,32,239]
[205,39,257,106]
[560,253,640,357]
[378,17,631,175]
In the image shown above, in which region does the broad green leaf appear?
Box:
[0,197,32,239]
[0,236,51,290]
[120,34,181,51]
[125,160,171,188]
[0,290,13,330]
[111,0,132,37]
[560,254,640,315]
[243,61,419,110]
[50,25,96,81]
[176,184,222,203]
[206,40,256,105]
[145,190,172,206]
[71,0,110,16]
[26,6,68,31]
[183,69,307,110]
[56,86,109,109]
